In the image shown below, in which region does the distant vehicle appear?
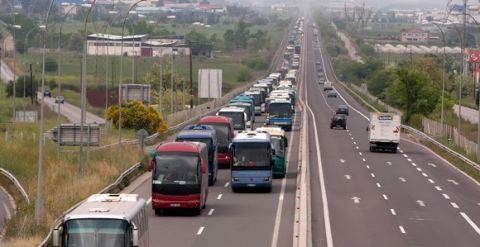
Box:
[327,90,337,97]
[323,81,333,91]
[53,194,148,247]
[44,90,52,98]
[217,106,248,134]
[295,45,301,54]
[267,99,293,131]
[330,114,346,129]
[176,125,218,185]
[149,142,209,215]
[230,131,274,192]
[228,101,253,129]
[55,95,64,104]
[198,116,234,168]
[368,113,401,153]
[336,105,349,115]
[244,91,263,115]
[256,127,288,178]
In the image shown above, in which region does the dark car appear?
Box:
[330,114,346,129]
[336,105,349,115]
[43,90,52,98]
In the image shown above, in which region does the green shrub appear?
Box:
[237,68,252,82]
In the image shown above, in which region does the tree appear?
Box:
[45,58,58,72]
[384,68,440,122]
[106,101,168,134]
[128,20,154,35]
[5,76,39,100]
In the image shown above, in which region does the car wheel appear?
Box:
[154,209,163,216]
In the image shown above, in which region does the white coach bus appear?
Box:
[53,193,148,247]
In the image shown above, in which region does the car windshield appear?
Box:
[271,137,285,156]
[153,153,199,185]
[268,103,292,117]
[64,219,128,247]
[232,142,270,169]
[218,112,245,130]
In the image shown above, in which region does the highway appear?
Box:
[305,12,480,247]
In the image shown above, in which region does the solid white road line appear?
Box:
[305,63,334,247]
[197,226,205,235]
[208,209,215,216]
[390,209,396,216]
[147,197,152,205]
[3,202,11,220]
[443,194,451,200]
[451,202,459,209]
[270,89,299,247]
[217,194,223,200]
[460,212,480,236]
[399,226,406,234]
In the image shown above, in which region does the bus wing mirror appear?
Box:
[148,150,156,158]
[53,225,63,247]
[201,159,207,174]
[132,224,139,247]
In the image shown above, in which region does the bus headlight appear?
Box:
[232,177,239,181]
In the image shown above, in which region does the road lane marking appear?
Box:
[271,95,298,247]
[399,177,406,182]
[383,194,388,200]
[147,197,152,205]
[371,173,375,178]
[376,183,382,188]
[217,194,223,200]
[435,186,443,191]
[451,202,459,209]
[345,174,351,180]
[403,154,408,158]
[366,165,370,169]
[416,168,422,172]
[305,59,334,247]
[447,179,459,185]
[390,209,396,215]
[352,197,360,203]
[3,202,11,220]
[428,179,435,184]
[412,163,417,167]
[428,163,437,168]
[358,151,362,155]
[197,226,205,235]
[399,226,406,234]
[357,147,360,150]
[340,159,345,163]
[362,158,366,162]
[443,194,451,200]
[386,161,392,165]
[407,158,412,162]
[279,194,284,200]
[353,141,357,145]
[224,182,230,187]
[460,212,480,236]
[416,200,426,207]
[208,209,215,216]
[422,173,428,177]
[399,150,404,153]
[351,137,354,140]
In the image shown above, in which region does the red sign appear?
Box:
[466,49,480,63]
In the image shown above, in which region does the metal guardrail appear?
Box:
[39,162,142,247]
[0,168,30,205]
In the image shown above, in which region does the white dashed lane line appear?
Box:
[224,182,230,187]
[208,209,215,216]
[362,158,366,162]
[451,202,459,209]
[383,194,388,200]
[376,183,382,188]
[422,173,428,177]
[390,209,397,216]
[366,165,370,169]
[217,194,223,200]
[197,226,205,235]
[371,173,375,178]
[443,194,451,200]
[399,226,406,234]
[428,179,435,184]
[435,186,443,191]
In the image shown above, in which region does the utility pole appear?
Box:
[189,43,194,109]
[458,0,467,141]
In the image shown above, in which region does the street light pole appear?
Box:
[105,7,118,117]
[431,22,447,126]
[79,0,98,176]
[23,27,36,120]
[170,47,176,114]
[36,0,56,225]
[189,42,193,109]
[118,0,146,146]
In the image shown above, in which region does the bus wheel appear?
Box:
[193,208,202,216]
[154,209,163,216]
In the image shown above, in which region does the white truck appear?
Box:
[323,81,333,91]
[368,113,401,153]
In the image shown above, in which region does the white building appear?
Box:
[86,33,190,57]
[400,28,429,43]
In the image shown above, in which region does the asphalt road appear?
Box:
[305,13,480,247]
[37,92,106,124]
[0,186,14,239]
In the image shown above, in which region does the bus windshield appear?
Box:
[268,103,292,117]
[218,112,245,130]
[232,142,270,170]
[64,219,129,247]
[271,137,285,156]
[153,153,199,185]
[176,138,213,160]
